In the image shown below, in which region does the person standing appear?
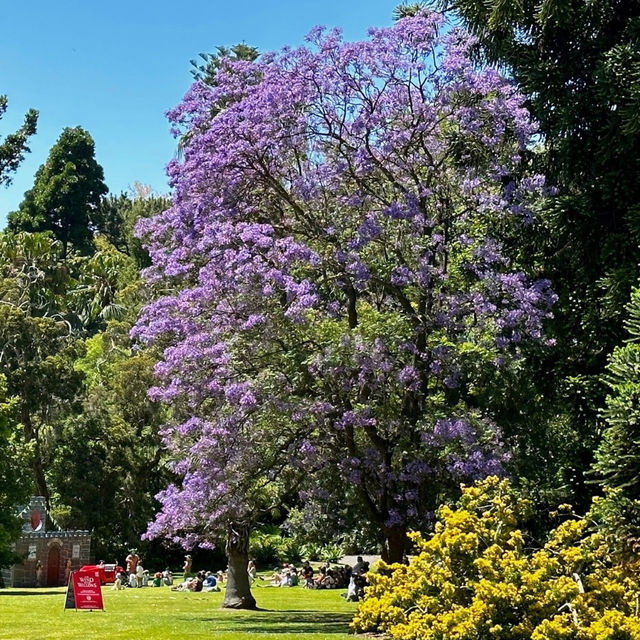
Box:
[183,554,193,577]
[247,560,258,584]
[64,558,72,584]
[126,549,140,587]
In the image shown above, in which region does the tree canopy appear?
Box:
[8,126,108,257]
[441,0,640,512]
[135,13,556,589]
[0,95,37,187]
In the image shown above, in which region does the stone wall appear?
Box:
[10,531,91,588]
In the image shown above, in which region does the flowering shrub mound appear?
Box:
[352,477,640,640]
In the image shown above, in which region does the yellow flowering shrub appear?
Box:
[352,477,640,640]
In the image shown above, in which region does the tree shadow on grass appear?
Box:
[196,609,353,634]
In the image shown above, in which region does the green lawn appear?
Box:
[0,584,358,640]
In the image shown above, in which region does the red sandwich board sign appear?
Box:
[64,570,104,611]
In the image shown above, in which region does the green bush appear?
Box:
[353,477,640,640]
[249,526,301,566]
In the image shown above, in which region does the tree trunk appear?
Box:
[222,522,256,610]
[381,524,407,564]
[21,406,50,507]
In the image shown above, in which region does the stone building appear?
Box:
[1,497,91,587]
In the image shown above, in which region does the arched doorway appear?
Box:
[46,546,60,586]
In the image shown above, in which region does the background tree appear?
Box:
[0,92,38,571]
[95,189,170,269]
[0,174,167,567]
[0,374,31,571]
[8,127,108,257]
[0,95,37,187]
[591,286,640,548]
[50,297,169,561]
[135,13,556,603]
[190,43,259,86]
[436,0,640,515]
[0,232,83,504]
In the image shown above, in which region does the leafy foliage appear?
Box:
[0,95,37,187]
[0,232,84,502]
[95,191,170,269]
[0,374,30,569]
[136,13,555,564]
[190,43,259,86]
[442,0,640,514]
[249,526,301,566]
[50,307,169,560]
[7,127,108,257]
[353,477,640,640]
[591,286,640,548]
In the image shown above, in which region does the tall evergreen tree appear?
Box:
[8,127,108,257]
[592,286,640,546]
[436,0,640,511]
[190,43,259,86]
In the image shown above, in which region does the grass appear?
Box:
[0,583,359,640]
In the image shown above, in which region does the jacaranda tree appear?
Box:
[135,12,556,607]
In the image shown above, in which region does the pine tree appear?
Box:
[594,288,640,500]
[8,127,108,257]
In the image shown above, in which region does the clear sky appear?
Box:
[0,0,397,226]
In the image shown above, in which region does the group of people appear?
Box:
[267,556,370,600]
[170,554,226,592]
[112,549,371,601]
[171,570,223,592]
[111,550,197,590]
[110,550,175,590]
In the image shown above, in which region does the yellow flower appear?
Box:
[352,478,640,640]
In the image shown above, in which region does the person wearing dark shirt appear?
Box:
[352,556,367,576]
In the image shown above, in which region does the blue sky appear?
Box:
[0,0,397,226]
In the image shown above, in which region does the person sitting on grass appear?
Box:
[203,571,219,592]
[302,561,315,588]
[279,566,295,587]
[190,571,204,592]
[112,569,127,590]
[313,566,327,588]
[318,568,337,589]
[152,571,163,587]
[162,568,173,586]
[171,572,203,592]
[171,576,194,591]
[287,567,299,587]
[336,565,351,588]
[270,567,283,586]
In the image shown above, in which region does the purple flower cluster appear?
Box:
[134,12,555,547]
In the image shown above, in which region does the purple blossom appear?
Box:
[134,12,555,551]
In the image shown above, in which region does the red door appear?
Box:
[46,546,60,587]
